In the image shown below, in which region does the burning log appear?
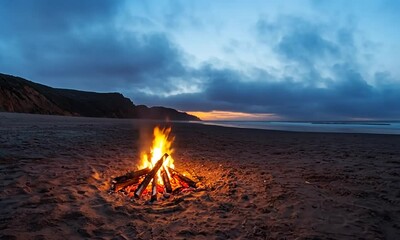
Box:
[112,168,151,192]
[111,168,151,192]
[113,177,140,192]
[161,166,172,193]
[134,153,169,198]
[150,174,158,202]
[167,167,197,188]
[112,168,150,183]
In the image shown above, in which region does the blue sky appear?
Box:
[1,0,399,120]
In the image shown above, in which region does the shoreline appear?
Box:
[2,111,400,136]
[199,120,400,135]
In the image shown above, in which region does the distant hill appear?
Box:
[0,73,200,121]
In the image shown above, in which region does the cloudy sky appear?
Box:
[1,0,399,120]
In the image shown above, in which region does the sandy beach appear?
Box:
[1,112,399,239]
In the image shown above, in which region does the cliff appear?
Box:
[0,73,200,121]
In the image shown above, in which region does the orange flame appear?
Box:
[139,126,175,184]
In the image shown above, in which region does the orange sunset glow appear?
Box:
[187,111,281,121]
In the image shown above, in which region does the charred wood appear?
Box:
[134,153,169,198]
[113,177,140,192]
[113,168,150,183]
[167,167,197,188]
[161,166,172,193]
[150,174,158,202]
[112,168,150,192]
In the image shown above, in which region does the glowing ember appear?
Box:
[139,127,175,184]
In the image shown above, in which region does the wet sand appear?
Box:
[1,112,399,239]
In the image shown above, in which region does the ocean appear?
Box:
[199,121,400,135]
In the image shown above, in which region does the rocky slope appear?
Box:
[0,73,200,121]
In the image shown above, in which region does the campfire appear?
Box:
[110,126,197,202]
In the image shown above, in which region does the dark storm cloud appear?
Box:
[1,1,399,120]
[0,0,118,35]
[30,31,187,90]
[141,64,399,120]
[116,14,400,120]
[257,17,354,67]
[276,31,339,65]
[130,16,399,120]
[0,0,187,91]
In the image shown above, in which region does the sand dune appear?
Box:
[1,112,399,239]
